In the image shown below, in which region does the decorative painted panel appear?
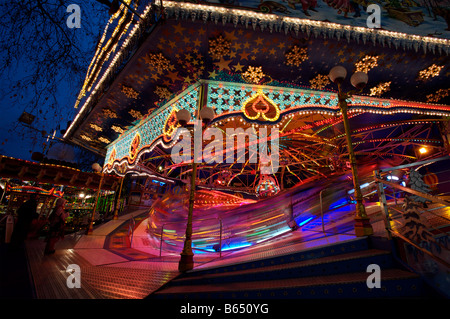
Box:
[104,83,200,166]
[104,80,450,172]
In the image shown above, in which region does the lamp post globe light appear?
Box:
[176,106,215,272]
[350,72,369,90]
[176,108,191,127]
[199,106,215,125]
[329,66,373,237]
[328,65,347,84]
[91,162,102,172]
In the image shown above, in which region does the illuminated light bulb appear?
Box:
[419,147,428,154]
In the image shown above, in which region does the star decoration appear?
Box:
[208,35,231,60]
[166,70,183,83]
[285,45,308,67]
[224,30,238,42]
[242,66,265,84]
[150,73,160,81]
[233,62,245,72]
[369,82,391,96]
[255,37,264,46]
[193,38,201,47]
[355,55,379,73]
[214,57,232,72]
[208,70,218,78]
[183,75,193,84]
[173,23,186,35]
[309,74,330,90]
[239,51,250,60]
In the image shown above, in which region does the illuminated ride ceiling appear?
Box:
[64,0,450,193]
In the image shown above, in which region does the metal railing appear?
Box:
[374,155,450,297]
[159,218,223,257]
[314,187,352,234]
[319,189,325,233]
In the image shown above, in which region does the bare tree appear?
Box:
[0,0,111,152]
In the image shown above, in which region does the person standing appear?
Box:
[9,194,39,250]
[44,198,68,255]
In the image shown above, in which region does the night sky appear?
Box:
[0,1,109,162]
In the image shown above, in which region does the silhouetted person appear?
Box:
[9,194,39,250]
[44,198,68,255]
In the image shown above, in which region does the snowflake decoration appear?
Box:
[111,125,125,134]
[98,136,111,144]
[426,88,450,103]
[154,86,172,100]
[309,74,330,90]
[144,52,171,74]
[121,85,139,99]
[285,46,308,67]
[208,35,231,60]
[355,55,378,73]
[369,81,391,96]
[129,109,143,119]
[242,66,265,84]
[90,123,102,132]
[102,108,118,119]
[80,134,92,142]
[418,64,444,81]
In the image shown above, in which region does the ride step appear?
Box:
[152,269,423,299]
[148,237,432,298]
[185,237,370,277]
[169,249,393,286]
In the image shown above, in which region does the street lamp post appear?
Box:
[113,176,125,220]
[329,66,374,237]
[87,163,104,235]
[176,106,215,272]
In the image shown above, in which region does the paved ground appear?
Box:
[1,205,390,299]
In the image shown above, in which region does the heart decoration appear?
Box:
[242,89,280,122]
[108,147,116,167]
[129,133,141,162]
[163,108,180,141]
